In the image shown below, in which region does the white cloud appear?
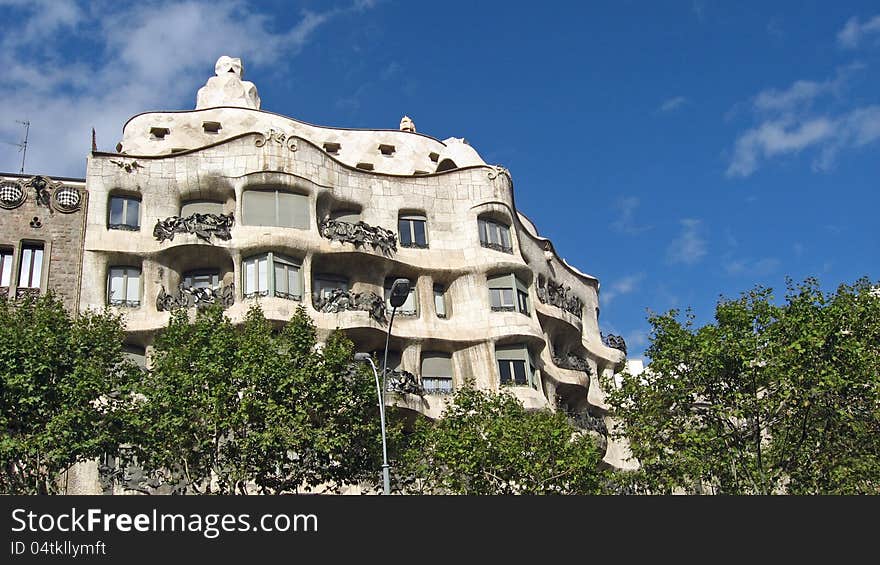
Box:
[667,219,707,265]
[0,0,374,177]
[722,256,780,276]
[727,117,835,177]
[838,15,880,49]
[610,196,652,235]
[659,96,688,113]
[602,273,644,306]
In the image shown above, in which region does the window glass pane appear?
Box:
[413,220,427,246]
[498,361,512,384]
[18,248,31,286]
[499,225,511,248]
[331,210,360,223]
[490,288,502,308]
[501,288,514,307]
[278,192,309,229]
[0,250,12,286]
[126,269,140,303]
[434,287,446,317]
[398,219,412,246]
[242,191,277,226]
[288,267,300,296]
[257,256,268,293]
[109,268,124,302]
[512,360,528,385]
[478,219,488,244]
[109,197,124,225]
[244,258,256,294]
[274,263,287,294]
[125,199,140,227]
[30,248,43,287]
[518,290,529,314]
[181,201,223,216]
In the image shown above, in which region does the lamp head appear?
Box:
[389,278,411,308]
[354,352,371,362]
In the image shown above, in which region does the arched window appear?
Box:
[242,189,308,229]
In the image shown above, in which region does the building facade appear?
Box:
[5,56,633,480]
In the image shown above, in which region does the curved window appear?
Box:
[421,352,453,394]
[487,273,529,315]
[243,253,302,300]
[399,214,428,248]
[180,200,223,216]
[312,274,349,302]
[495,345,536,387]
[108,196,140,230]
[242,189,308,229]
[108,266,141,307]
[183,270,219,289]
[478,217,512,253]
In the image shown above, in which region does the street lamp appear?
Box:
[352,278,410,496]
[354,352,391,495]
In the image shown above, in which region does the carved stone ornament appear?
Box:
[536,275,583,319]
[313,289,387,324]
[553,352,593,375]
[156,283,235,312]
[487,165,510,180]
[2,176,83,213]
[0,181,26,209]
[153,212,234,243]
[255,129,297,151]
[319,217,397,255]
[385,368,425,396]
[601,332,627,355]
[109,159,144,173]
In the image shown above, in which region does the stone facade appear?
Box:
[0,172,87,310]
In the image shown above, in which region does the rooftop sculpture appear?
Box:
[196,56,261,110]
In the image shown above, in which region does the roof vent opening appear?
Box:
[323,142,341,155]
[428,152,439,162]
[202,121,222,133]
[436,158,457,172]
[150,127,170,140]
[356,162,374,171]
[378,144,396,156]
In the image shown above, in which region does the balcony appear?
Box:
[480,240,513,254]
[318,218,397,255]
[156,283,235,311]
[536,277,582,319]
[313,289,387,324]
[601,332,627,355]
[153,212,234,243]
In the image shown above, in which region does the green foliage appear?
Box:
[129,304,383,494]
[398,385,607,494]
[0,294,136,494]
[603,277,880,494]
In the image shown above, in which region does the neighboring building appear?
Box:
[0,172,87,310]
[4,56,631,487]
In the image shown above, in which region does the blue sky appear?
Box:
[1,1,878,362]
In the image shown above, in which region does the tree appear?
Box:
[127,304,383,494]
[603,277,880,494]
[397,385,608,494]
[0,293,136,494]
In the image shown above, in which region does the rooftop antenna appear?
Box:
[3,120,30,174]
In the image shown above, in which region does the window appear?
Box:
[0,248,13,288]
[496,345,535,387]
[180,200,223,216]
[385,277,417,316]
[243,253,302,300]
[242,189,309,229]
[487,274,529,315]
[399,214,428,248]
[433,284,448,318]
[183,270,219,289]
[421,352,453,394]
[478,217,512,253]
[108,266,141,307]
[108,196,141,230]
[123,345,147,370]
[312,274,349,302]
[18,244,44,290]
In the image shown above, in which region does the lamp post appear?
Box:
[353,277,410,495]
[354,353,391,495]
